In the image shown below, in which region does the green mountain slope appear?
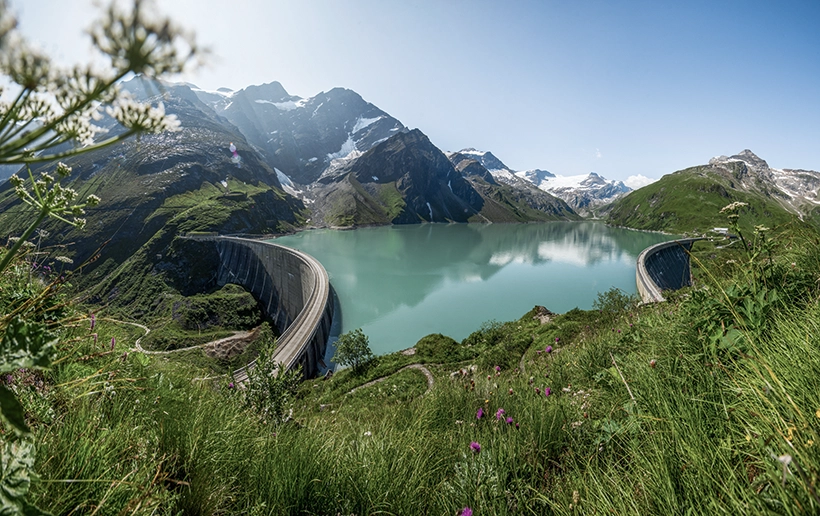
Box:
[607,163,799,234]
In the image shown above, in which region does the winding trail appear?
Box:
[104,317,255,357]
[348,364,435,395]
[101,317,151,350]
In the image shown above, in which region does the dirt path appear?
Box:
[348,364,435,395]
[101,317,151,350]
[105,317,256,358]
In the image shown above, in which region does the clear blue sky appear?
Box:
[14,0,820,182]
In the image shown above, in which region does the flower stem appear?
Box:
[0,208,48,275]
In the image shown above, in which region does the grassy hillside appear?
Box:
[607,165,799,234]
[5,214,820,514]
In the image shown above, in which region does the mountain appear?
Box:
[0,77,306,315]
[453,148,631,214]
[709,150,820,215]
[606,149,815,234]
[519,171,630,215]
[306,130,578,226]
[446,151,578,221]
[192,82,406,185]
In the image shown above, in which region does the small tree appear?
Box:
[240,331,301,426]
[332,328,373,373]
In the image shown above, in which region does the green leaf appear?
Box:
[0,317,57,374]
[0,386,29,435]
[21,501,52,516]
[0,440,42,516]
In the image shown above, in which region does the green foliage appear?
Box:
[239,337,301,425]
[176,284,262,331]
[593,286,635,314]
[332,328,374,373]
[415,333,476,362]
[0,318,57,435]
[1,440,50,516]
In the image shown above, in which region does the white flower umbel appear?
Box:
[0,0,198,165]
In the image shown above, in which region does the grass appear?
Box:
[607,165,799,234]
[3,220,820,514]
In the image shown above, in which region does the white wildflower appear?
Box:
[719,201,749,214]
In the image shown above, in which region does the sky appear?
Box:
[12,0,820,185]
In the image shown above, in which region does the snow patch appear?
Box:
[326,135,357,160]
[488,168,517,182]
[426,202,433,221]
[255,98,308,111]
[448,180,453,193]
[220,179,228,188]
[352,115,382,133]
[190,86,234,98]
[372,176,379,181]
[308,157,318,162]
[275,167,301,197]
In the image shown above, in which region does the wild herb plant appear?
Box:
[0,0,197,512]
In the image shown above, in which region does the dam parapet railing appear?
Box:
[184,235,333,380]
[636,238,705,303]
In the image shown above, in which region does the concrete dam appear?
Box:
[198,236,334,379]
[636,238,703,303]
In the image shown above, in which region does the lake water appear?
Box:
[272,223,672,356]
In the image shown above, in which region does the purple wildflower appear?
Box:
[544,387,551,397]
[90,314,96,330]
[545,345,552,353]
[110,337,116,350]
[555,337,559,342]
[469,441,481,454]
[228,382,235,388]
[495,408,505,420]
[476,407,484,420]
[505,416,514,425]
[460,507,473,516]
[494,365,501,372]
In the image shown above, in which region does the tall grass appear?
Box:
[18,228,820,514]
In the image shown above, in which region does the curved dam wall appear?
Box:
[636,238,703,303]
[210,236,333,379]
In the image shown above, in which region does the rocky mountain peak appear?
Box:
[457,148,510,172]
[709,149,770,172]
[242,81,292,102]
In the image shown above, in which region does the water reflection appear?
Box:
[273,222,671,353]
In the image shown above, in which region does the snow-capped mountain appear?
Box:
[192,82,406,184]
[452,148,631,214]
[529,172,631,214]
[709,149,820,215]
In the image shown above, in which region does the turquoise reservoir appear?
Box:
[272,222,671,355]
